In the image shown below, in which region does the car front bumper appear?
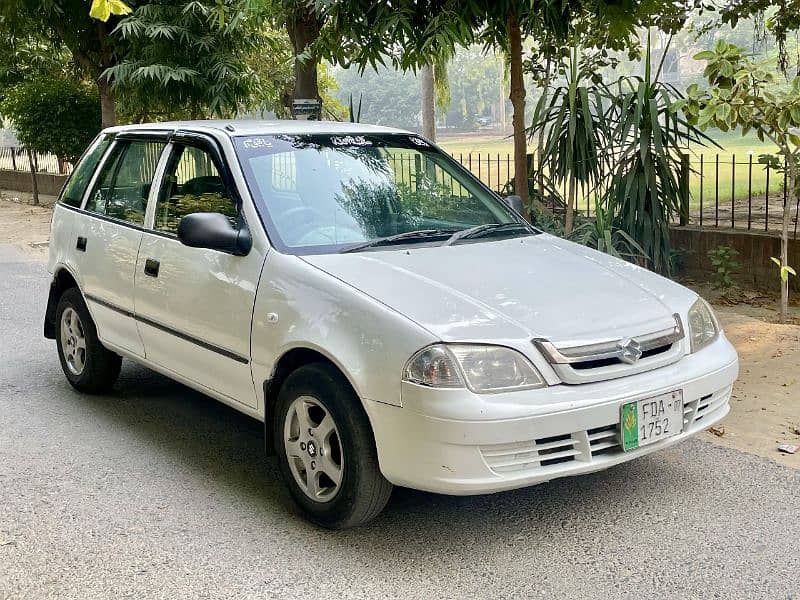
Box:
[364,335,738,495]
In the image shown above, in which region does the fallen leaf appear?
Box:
[708,426,725,437]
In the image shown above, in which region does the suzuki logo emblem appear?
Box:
[617,338,643,364]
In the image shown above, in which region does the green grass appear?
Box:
[437,131,783,209]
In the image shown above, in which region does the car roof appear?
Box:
[102,119,414,138]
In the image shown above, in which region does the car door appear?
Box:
[134,134,264,409]
[73,136,167,357]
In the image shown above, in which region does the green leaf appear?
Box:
[694,51,716,61]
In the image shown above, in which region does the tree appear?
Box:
[4,0,125,127]
[682,39,800,320]
[1,78,101,204]
[105,1,270,120]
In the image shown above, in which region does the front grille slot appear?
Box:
[588,424,621,456]
[570,343,674,370]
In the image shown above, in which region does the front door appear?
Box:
[134,139,264,409]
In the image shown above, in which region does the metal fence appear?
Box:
[2,143,797,237]
[450,151,800,238]
[0,146,70,175]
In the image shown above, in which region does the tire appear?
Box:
[55,287,122,393]
[274,362,392,529]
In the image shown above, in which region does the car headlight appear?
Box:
[403,344,546,393]
[687,297,719,352]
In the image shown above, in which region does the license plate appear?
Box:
[620,390,683,451]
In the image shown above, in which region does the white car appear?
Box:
[45,121,738,528]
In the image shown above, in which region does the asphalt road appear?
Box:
[1,245,798,600]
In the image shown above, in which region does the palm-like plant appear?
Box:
[604,32,713,273]
[529,47,609,235]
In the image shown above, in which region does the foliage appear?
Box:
[334,65,421,128]
[604,34,712,275]
[571,200,648,263]
[348,93,363,122]
[106,1,268,119]
[770,257,797,283]
[708,246,741,292]
[716,0,800,73]
[0,14,73,94]
[0,78,100,163]
[529,47,608,234]
[681,38,800,319]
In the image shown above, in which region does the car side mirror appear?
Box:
[177,212,252,256]
[503,195,524,215]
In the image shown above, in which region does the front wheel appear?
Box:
[274,363,392,529]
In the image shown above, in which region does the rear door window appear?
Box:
[60,134,113,208]
[85,140,165,226]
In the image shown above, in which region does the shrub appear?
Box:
[707,246,740,292]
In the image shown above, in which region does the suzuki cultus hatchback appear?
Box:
[45,121,738,528]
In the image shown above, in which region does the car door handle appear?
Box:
[144,258,160,278]
[76,236,87,252]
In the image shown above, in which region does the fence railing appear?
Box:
[1,143,797,237]
[0,147,71,176]
[450,151,800,238]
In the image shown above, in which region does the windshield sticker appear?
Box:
[241,137,273,149]
[330,135,372,146]
[408,136,429,147]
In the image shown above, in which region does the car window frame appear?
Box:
[148,134,245,238]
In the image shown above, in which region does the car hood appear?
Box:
[302,234,693,343]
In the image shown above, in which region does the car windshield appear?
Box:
[234,133,533,254]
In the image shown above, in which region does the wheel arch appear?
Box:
[44,265,83,339]
[262,346,365,456]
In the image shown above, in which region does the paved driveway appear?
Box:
[1,247,798,599]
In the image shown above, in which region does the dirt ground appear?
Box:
[1,194,797,468]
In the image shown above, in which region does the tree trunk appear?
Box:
[536,55,553,202]
[287,8,322,103]
[420,64,436,141]
[508,12,529,217]
[97,77,117,129]
[25,148,39,206]
[565,173,576,235]
[498,59,507,133]
[780,167,795,322]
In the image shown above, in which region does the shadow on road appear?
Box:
[59,359,672,549]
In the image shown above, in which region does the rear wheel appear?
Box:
[55,287,121,393]
[274,362,392,529]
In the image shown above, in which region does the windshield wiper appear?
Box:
[444,222,531,246]
[340,229,456,253]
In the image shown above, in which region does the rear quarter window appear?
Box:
[59,134,113,208]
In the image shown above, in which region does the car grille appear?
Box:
[683,386,732,425]
[479,386,733,476]
[480,423,623,474]
[533,314,686,384]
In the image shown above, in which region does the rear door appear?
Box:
[73,136,167,356]
[134,134,265,408]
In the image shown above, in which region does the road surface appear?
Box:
[1,245,798,599]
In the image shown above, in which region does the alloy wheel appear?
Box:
[60,307,87,376]
[283,395,344,502]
